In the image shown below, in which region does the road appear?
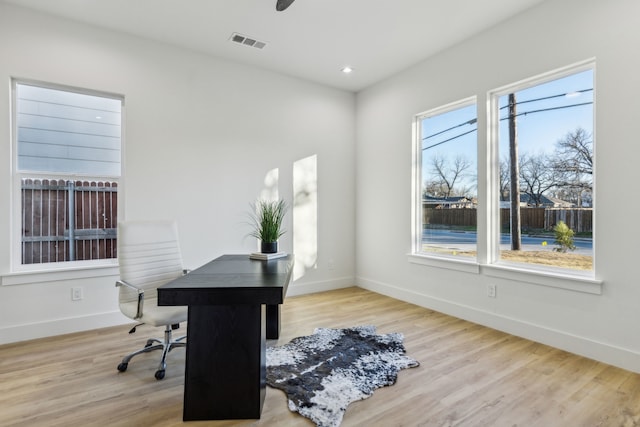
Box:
[423,229,592,255]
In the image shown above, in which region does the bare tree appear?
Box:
[552,127,593,188]
[423,180,448,198]
[519,152,560,206]
[499,157,510,201]
[427,154,472,198]
[551,186,584,206]
[549,127,593,207]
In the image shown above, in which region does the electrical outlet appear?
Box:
[487,284,497,298]
[327,259,335,270]
[71,287,83,301]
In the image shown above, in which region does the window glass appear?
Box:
[16,84,121,176]
[497,69,593,271]
[417,101,478,258]
[13,82,122,266]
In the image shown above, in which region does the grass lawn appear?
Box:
[499,250,592,270]
[424,247,592,270]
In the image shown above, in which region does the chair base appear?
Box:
[117,324,186,380]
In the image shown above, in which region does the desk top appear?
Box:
[157,254,294,306]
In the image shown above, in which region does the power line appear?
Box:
[422,95,593,149]
[499,101,593,121]
[498,88,593,110]
[422,118,477,140]
[422,128,477,150]
[422,88,593,142]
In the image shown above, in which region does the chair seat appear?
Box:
[120,298,188,327]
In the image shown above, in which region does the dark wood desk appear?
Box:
[157,254,294,421]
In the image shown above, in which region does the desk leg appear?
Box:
[265,304,280,339]
[183,304,265,421]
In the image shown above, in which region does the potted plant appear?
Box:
[248,199,288,253]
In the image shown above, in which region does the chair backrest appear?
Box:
[117,220,185,305]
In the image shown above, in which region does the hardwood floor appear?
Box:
[1,287,639,426]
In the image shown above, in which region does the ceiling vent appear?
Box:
[230,33,267,50]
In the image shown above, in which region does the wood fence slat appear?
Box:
[424,207,592,233]
[21,178,118,264]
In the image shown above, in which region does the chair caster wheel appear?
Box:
[117,362,128,372]
[155,369,165,380]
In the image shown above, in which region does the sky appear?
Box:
[420,68,594,197]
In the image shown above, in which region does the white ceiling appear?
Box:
[3,0,546,92]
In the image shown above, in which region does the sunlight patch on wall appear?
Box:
[261,168,279,201]
[293,155,318,280]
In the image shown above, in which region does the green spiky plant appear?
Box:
[553,220,576,253]
[248,199,288,244]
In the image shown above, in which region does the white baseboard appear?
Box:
[0,311,131,345]
[0,277,354,346]
[287,276,354,297]
[357,276,640,374]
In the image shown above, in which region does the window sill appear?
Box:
[483,262,602,295]
[408,253,480,274]
[1,261,119,286]
[408,253,602,295]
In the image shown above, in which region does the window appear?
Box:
[411,61,596,287]
[12,81,123,269]
[492,65,594,273]
[414,98,478,260]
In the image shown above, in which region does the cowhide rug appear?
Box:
[266,325,420,427]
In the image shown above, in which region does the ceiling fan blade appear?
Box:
[276,0,296,11]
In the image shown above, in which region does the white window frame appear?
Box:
[409,96,480,274]
[409,59,602,294]
[5,79,124,283]
[485,59,598,291]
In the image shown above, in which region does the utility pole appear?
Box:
[508,93,521,250]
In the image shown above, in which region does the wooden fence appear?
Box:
[22,178,118,264]
[543,208,592,234]
[424,207,592,233]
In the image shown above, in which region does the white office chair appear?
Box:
[115,220,189,380]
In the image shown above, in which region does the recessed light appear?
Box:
[341,66,354,74]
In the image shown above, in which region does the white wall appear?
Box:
[356,0,640,372]
[3,0,639,375]
[0,3,356,344]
